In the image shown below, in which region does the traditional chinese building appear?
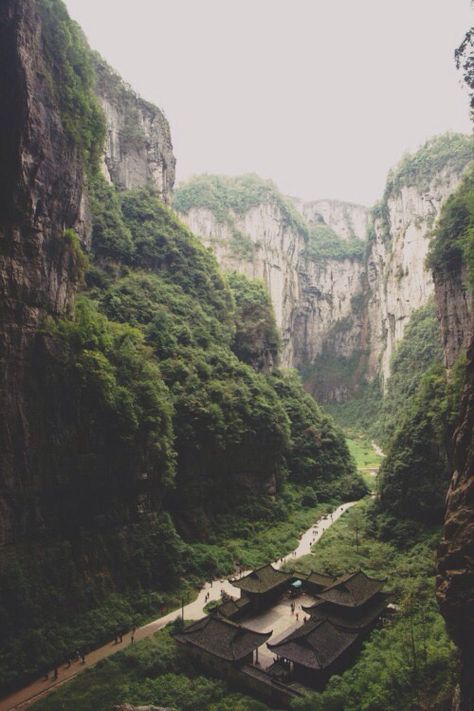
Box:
[216,595,252,621]
[173,614,271,669]
[267,618,359,689]
[302,570,388,632]
[230,564,293,611]
[174,614,302,707]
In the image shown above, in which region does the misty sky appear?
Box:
[64,0,472,206]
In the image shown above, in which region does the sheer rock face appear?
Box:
[180,166,464,397]
[435,250,474,710]
[437,337,474,711]
[293,197,369,241]
[182,204,366,370]
[366,168,464,385]
[95,59,175,203]
[433,265,473,369]
[0,0,89,543]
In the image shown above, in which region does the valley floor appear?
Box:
[22,500,457,711]
[0,503,355,711]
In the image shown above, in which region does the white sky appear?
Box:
[64,0,472,206]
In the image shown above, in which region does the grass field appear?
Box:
[346,435,383,491]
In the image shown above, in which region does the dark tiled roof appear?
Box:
[174,615,271,662]
[305,572,336,589]
[241,664,303,699]
[302,592,389,629]
[316,571,385,608]
[218,596,251,619]
[268,619,358,670]
[231,564,292,594]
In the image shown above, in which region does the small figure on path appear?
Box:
[296,612,299,621]
[53,667,58,680]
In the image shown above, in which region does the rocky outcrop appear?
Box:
[95,59,175,202]
[293,197,369,240]
[0,0,89,543]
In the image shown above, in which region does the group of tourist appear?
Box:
[43,649,86,683]
[290,601,309,624]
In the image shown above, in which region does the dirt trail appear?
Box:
[372,441,384,458]
[0,500,357,711]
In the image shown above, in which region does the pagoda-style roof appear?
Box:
[217,596,251,619]
[231,564,292,594]
[174,615,272,662]
[302,592,389,630]
[315,571,385,608]
[267,619,358,671]
[304,571,336,589]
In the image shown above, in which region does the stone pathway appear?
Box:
[0,501,356,711]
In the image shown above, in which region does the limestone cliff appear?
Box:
[293,197,369,240]
[94,58,175,202]
[437,337,474,711]
[365,165,465,383]
[0,0,90,543]
[176,142,471,400]
[433,163,474,711]
[182,199,366,370]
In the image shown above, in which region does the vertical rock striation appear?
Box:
[293,197,369,240]
[182,202,366,369]
[0,0,89,543]
[94,59,175,202]
[365,167,464,384]
[437,333,474,711]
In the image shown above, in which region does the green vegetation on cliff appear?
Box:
[427,163,474,284]
[305,223,366,261]
[227,272,280,369]
[38,0,106,171]
[377,360,465,525]
[386,133,473,197]
[174,174,367,262]
[376,302,444,445]
[173,173,309,238]
[375,165,474,527]
[368,133,473,247]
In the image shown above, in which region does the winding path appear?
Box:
[0,500,356,711]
